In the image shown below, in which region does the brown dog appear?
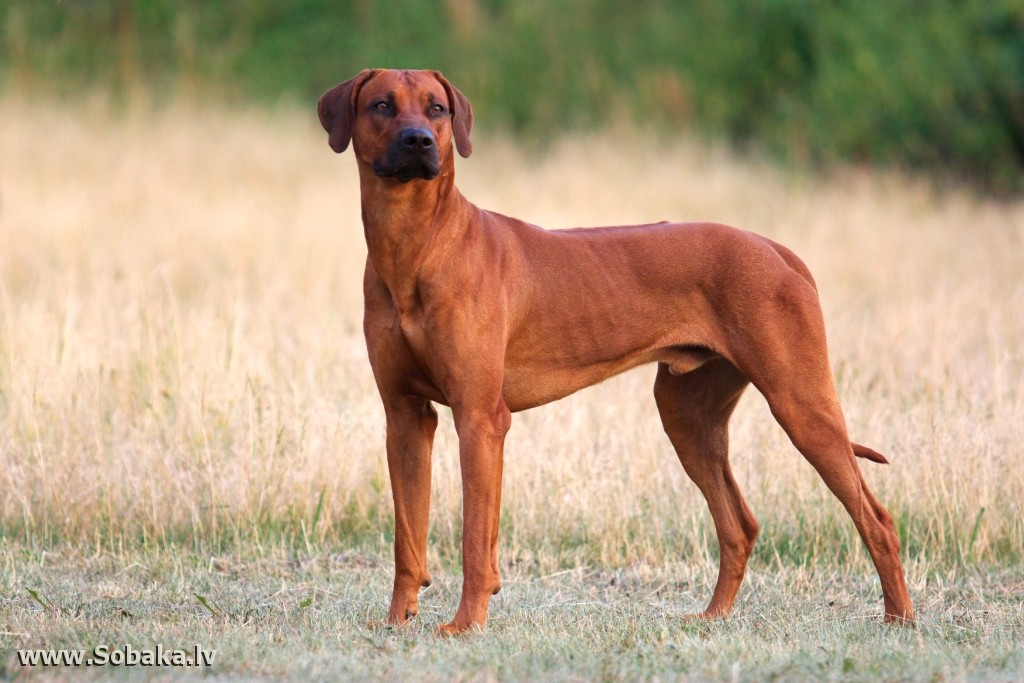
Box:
[317,69,915,635]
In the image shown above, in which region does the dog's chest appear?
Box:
[397,309,428,354]
[392,301,436,377]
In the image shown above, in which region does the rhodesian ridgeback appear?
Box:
[318,69,915,634]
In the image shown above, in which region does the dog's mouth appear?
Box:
[373,156,440,183]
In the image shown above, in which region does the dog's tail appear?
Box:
[852,442,889,465]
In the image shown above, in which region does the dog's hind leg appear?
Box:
[729,275,915,624]
[654,358,756,618]
[757,379,915,623]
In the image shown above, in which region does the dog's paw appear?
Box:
[435,619,484,637]
[883,611,916,627]
[382,605,418,628]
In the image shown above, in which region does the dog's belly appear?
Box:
[501,362,628,412]
[500,345,717,412]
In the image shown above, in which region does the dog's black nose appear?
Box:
[399,128,435,150]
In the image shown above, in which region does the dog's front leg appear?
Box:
[437,399,511,635]
[382,396,438,626]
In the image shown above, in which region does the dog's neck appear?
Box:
[357,154,468,303]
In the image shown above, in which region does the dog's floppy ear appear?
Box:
[317,69,378,153]
[432,71,474,158]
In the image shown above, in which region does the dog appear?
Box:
[317,69,915,634]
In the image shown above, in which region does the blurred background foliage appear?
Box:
[3,0,1023,192]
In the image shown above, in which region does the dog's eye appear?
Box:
[430,104,446,116]
[374,101,390,113]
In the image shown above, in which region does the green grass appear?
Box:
[2,0,1023,191]
[2,541,1022,681]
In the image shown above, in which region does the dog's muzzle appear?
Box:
[373,127,441,182]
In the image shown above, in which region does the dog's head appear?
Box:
[317,69,473,183]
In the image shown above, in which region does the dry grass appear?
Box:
[0,96,1022,678]
[1,95,1021,564]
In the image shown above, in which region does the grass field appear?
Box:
[1,96,1022,680]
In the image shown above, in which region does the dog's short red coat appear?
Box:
[318,69,915,634]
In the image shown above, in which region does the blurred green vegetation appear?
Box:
[3,0,1022,192]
